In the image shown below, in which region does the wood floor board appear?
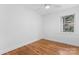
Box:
[3,39,79,55]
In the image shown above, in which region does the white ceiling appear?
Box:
[24,4,79,16]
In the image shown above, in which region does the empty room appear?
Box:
[0,4,79,55]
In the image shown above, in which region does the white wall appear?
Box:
[0,5,42,54]
[43,6,79,46]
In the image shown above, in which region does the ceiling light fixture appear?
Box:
[44,4,51,9]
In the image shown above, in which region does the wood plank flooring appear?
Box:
[3,39,79,55]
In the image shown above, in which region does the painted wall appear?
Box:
[43,6,79,46]
[0,5,42,54]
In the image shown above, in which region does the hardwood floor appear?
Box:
[3,39,79,55]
